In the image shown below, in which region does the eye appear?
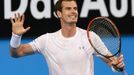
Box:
[66,7,71,10]
[74,7,78,10]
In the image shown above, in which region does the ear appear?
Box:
[56,11,62,18]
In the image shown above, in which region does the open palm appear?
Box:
[10,13,30,35]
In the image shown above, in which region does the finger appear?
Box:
[14,13,18,21]
[10,17,14,24]
[21,14,25,23]
[18,13,21,21]
[119,54,123,58]
[117,62,125,68]
[25,27,31,32]
[118,54,123,62]
[118,57,123,63]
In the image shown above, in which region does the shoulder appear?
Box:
[30,31,60,48]
[77,27,87,35]
[77,27,95,34]
[37,30,60,39]
[77,27,99,41]
[34,30,60,43]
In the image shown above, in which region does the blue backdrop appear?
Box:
[0,35,133,75]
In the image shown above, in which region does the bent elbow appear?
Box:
[10,53,20,58]
[10,48,22,58]
[10,50,20,58]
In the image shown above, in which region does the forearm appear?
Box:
[10,32,23,58]
[10,44,34,58]
[10,47,20,58]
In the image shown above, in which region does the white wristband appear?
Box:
[10,33,22,48]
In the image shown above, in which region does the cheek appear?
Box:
[62,13,69,19]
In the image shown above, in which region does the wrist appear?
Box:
[10,32,22,48]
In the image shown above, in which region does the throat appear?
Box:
[61,26,77,38]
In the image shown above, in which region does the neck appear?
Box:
[61,24,77,38]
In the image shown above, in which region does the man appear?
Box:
[10,0,125,75]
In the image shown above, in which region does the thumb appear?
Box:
[24,26,31,33]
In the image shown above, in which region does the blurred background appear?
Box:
[0,0,133,75]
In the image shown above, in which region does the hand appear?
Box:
[111,54,125,71]
[10,13,30,35]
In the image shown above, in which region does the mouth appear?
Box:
[70,15,76,18]
[69,15,77,20]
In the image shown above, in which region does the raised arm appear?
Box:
[10,13,34,58]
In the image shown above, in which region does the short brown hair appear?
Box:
[54,0,77,12]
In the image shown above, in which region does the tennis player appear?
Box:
[10,0,125,75]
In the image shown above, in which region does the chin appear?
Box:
[72,21,77,23]
[68,21,77,25]
[70,20,78,23]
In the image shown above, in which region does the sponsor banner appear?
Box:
[0,0,134,37]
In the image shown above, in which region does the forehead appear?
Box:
[62,1,77,8]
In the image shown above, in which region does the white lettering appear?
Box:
[53,0,59,18]
[132,0,134,16]
[3,0,134,19]
[4,0,28,19]
[30,0,51,19]
[80,0,108,17]
[110,0,128,18]
[54,0,59,4]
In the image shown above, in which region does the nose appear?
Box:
[71,8,78,14]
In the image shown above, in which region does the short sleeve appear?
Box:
[29,33,48,53]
